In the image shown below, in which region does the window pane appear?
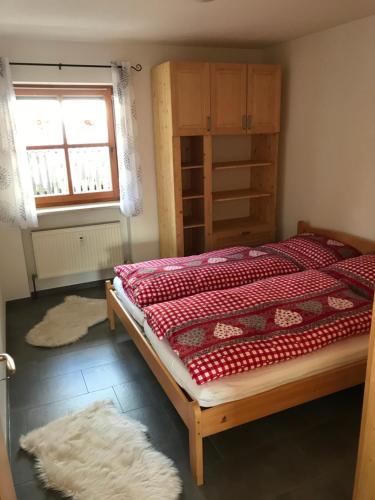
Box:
[63,98,109,144]
[16,98,63,146]
[27,149,69,196]
[68,147,113,194]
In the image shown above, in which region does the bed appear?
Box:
[106,221,375,485]
[114,225,360,309]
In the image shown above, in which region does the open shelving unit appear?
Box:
[182,192,204,200]
[210,134,278,249]
[152,60,281,257]
[213,218,272,233]
[213,189,272,202]
[170,134,278,255]
[212,160,272,170]
[179,136,212,255]
[181,163,204,170]
[183,218,205,228]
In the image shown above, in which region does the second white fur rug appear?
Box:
[20,401,182,500]
[25,295,108,347]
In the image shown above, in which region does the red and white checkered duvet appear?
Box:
[115,234,360,308]
[144,270,371,385]
[115,247,299,308]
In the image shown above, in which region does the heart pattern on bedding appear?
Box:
[163,265,183,271]
[184,260,202,267]
[207,257,227,264]
[328,297,354,310]
[178,328,206,346]
[238,315,267,330]
[227,253,247,260]
[213,323,243,340]
[249,250,266,257]
[137,268,156,274]
[297,300,323,314]
[327,239,344,247]
[274,309,303,327]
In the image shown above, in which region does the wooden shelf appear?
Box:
[182,190,204,200]
[182,163,204,170]
[213,189,272,202]
[213,217,274,234]
[213,160,272,171]
[152,61,280,257]
[183,217,205,229]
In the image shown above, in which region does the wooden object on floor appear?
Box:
[151,60,281,257]
[106,221,375,486]
[353,299,375,500]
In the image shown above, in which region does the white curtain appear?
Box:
[0,57,37,228]
[111,61,143,217]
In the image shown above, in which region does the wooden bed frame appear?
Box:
[105,221,375,485]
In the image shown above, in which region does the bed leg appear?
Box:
[105,280,115,331]
[188,402,204,486]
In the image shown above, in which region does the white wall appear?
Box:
[0,285,7,439]
[0,37,264,297]
[4,14,375,299]
[265,16,375,240]
[0,227,29,301]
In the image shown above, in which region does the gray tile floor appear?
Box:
[7,285,363,500]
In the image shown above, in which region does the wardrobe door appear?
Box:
[170,62,210,136]
[210,63,247,135]
[247,65,281,133]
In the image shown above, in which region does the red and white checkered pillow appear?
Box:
[261,233,361,269]
[323,255,375,298]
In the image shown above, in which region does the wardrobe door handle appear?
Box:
[242,115,247,130]
[247,115,252,129]
[207,116,211,131]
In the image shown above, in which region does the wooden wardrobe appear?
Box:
[151,60,281,258]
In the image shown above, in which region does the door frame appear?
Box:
[353,299,375,499]
[0,421,16,500]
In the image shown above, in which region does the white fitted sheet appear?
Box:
[143,321,368,407]
[113,276,145,325]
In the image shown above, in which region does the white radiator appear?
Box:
[31,222,124,279]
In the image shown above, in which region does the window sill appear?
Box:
[36,201,120,215]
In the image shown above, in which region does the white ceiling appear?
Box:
[1,0,375,47]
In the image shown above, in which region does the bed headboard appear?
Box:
[297,221,375,255]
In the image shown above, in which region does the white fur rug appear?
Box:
[25,295,108,347]
[20,401,182,500]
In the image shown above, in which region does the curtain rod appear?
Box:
[9,62,143,71]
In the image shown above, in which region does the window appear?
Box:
[15,85,119,208]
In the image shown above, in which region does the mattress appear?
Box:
[143,321,368,407]
[113,276,145,325]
